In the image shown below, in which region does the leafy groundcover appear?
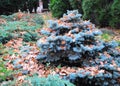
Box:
[0,12,44,44]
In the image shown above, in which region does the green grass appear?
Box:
[0,58,13,81]
[101,33,113,41]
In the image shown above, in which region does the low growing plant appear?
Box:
[23,31,40,42]
[0,20,42,43]
[0,58,13,82]
[0,13,44,43]
[26,74,74,86]
[1,74,75,86]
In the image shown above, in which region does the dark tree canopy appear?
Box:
[0,0,39,15]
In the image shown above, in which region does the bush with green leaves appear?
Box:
[0,14,17,21]
[49,0,83,18]
[82,0,113,27]
[82,0,120,28]
[49,0,120,28]
[1,74,75,86]
[23,32,40,42]
[109,0,120,28]
[69,0,83,14]
[36,10,120,86]
[0,58,13,82]
[49,0,71,18]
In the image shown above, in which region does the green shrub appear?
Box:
[23,32,39,42]
[49,0,120,28]
[0,36,13,44]
[109,0,120,28]
[3,21,38,32]
[49,0,83,18]
[0,58,13,82]
[82,0,113,27]
[0,14,16,21]
[69,0,83,14]
[49,0,71,18]
[0,13,44,43]
[0,21,38,43]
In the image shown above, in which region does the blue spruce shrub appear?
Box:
[37,10,118,64]
[37,10,120,86]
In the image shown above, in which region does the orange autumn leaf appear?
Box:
[7,64,14,70]
[45,28,53,32]
[58,20,63,24]
[5,41,13,47]
[69,13,75,16]
[39,38,47,43]
[13,49,19,53]
[88,24,93,29]
[61,40,66,45]
[16,72,23,77]
[2,55,9,60]
[17,12,24,20]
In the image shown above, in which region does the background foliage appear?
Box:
[49,0,71,18]
[49,0,120,28]
[0,0,39,15]
[109,0,120,28]
[69,0,83,14]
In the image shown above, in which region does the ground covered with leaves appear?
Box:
[0,11,120,86]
